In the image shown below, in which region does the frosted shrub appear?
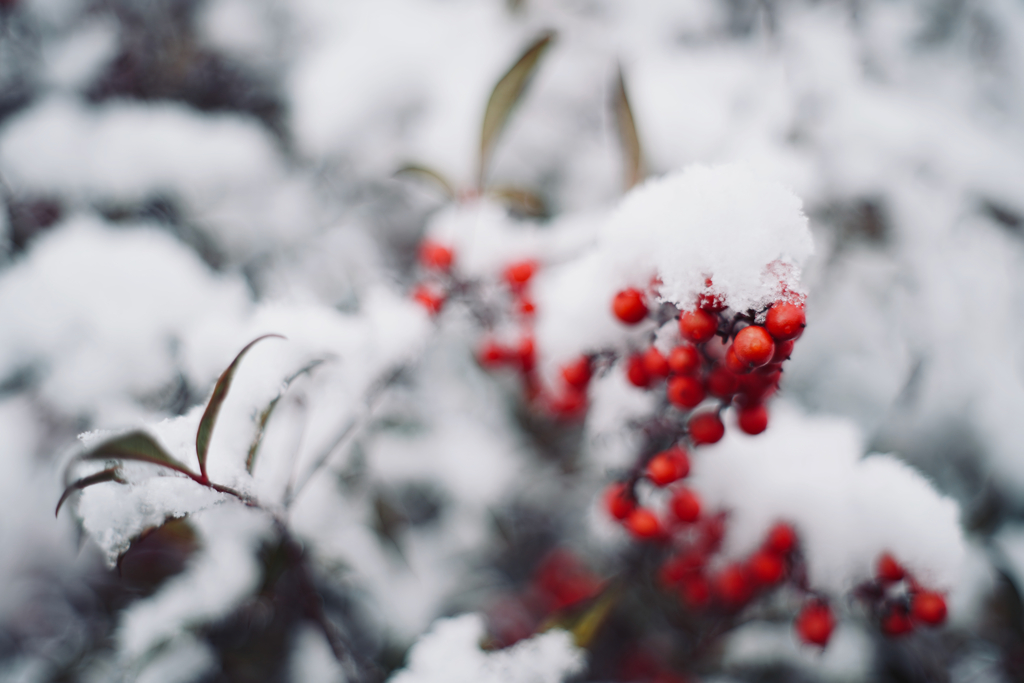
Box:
[407,164,963,660]
[15,4,998,682]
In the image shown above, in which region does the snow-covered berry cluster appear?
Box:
[614,285,805,441]
[403,164,957,668]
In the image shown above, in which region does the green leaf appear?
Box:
[539,582,620,649]
[81,430,196,475]
[479,31,556,187]
[394,164,456,201]
[246,359,324,475]
[487,186,547,218]
[566,584,618,648]
[613,64,645,191]
[196,334,284,481]
[55,466,125,517]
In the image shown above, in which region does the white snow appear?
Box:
[388,613,585,683]
[0,0,1017,678]
[533,163,811,382]
[690,402,966,593]
[0,215,250,421]
[723,621,873,682]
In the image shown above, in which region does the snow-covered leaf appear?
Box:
[196,334,284,480]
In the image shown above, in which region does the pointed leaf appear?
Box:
[394,164,456,201]
[56,466,126,517]
[540,582,620,648]
[567,584,619,648]
[196,334,284,480]
[613,64,645,190]
[246,359,324,474]
[487,186,547,218]
[81,431,195,476]
[479,31,556,187]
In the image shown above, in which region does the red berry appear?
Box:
[680,574,711,608]
[748,550,785,586]
[659,557,684,587]
[604,482,636,520]
[666,375,705,409]
[504,260,537,290]
[642,347,670,380]
[419,241,454,272]
[548,389,587,419]
[613,288,648,325]
[670,487,701,523]
[737,403,769,435]
[646,447,690,486]
[517,336,536,372]
[723,346,750,374]
[876,553,905,583]
[714,564,752,607]
[679,309,718,344]
[625,508,662,540]
[733,326,775,368]
[795,601,835,646]
[771,339,795,363]
[737,373,778,403]
[881,605,914,637]
[910,591,947,626]
[627,355,651,388]
[515,296,536,316]
[765,523,797,555]
[698,277,726,312]
[689,411,724,445]
[659,552,705,586]
[412,285,445,315]
[699,514,727,553]
[765,301,806,341]
[699,293,726,313]
[534,549,602,610]
[668,345,701,375]
[706,366,740,399]
[478,339,510,368]
[561,356,592,390]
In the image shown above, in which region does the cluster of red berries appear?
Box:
[854,552,948,637]
[411,238,594,419]
[474,257,584,415]
[602,283,819,632]
[411,240,456,314]
[658,520,802,614]
[606,463,948,648]
[604,445,695,541]
[415,240,949,652]
[614,283,806,443]
[604,441,813,624]
[486,548,603,648]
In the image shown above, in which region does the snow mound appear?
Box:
[603,164,813,312]
[389,613,585,683]
[691,402,965,593]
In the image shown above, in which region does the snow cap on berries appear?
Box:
[602,164,813,313]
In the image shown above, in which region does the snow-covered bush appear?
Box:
[1,0,1023,682]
